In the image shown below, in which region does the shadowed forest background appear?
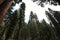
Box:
[0,0,60,40]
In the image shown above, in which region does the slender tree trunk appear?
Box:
[0,0,13,23]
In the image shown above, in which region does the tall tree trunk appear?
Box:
[0,0,13,23]
[0,0,4,5]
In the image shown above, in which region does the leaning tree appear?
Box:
[0,0,22,23]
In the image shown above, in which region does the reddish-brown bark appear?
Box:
[0,0,13,23]
[0,0,4,5]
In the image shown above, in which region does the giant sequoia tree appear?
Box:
[0,0,22,23]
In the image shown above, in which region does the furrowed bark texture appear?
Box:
[0,0,13,23]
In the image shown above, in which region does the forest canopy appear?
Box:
[0,0,60,40]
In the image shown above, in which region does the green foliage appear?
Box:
[14,0,22,3]
[0,1,60,40]
[0,8,58,40]
[5,10,18,40]
[32,0,59,7]
[12,2,26,40]
[46,8,60,39]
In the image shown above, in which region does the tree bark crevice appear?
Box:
[0,0,13,23]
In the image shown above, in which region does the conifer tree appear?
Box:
[28,11,39,40]
[13,2,26,40]
[5,10,18,40]
[46,8,60,39]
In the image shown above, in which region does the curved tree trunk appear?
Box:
[0,0,13,23]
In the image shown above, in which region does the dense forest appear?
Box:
[0,0,60,40]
